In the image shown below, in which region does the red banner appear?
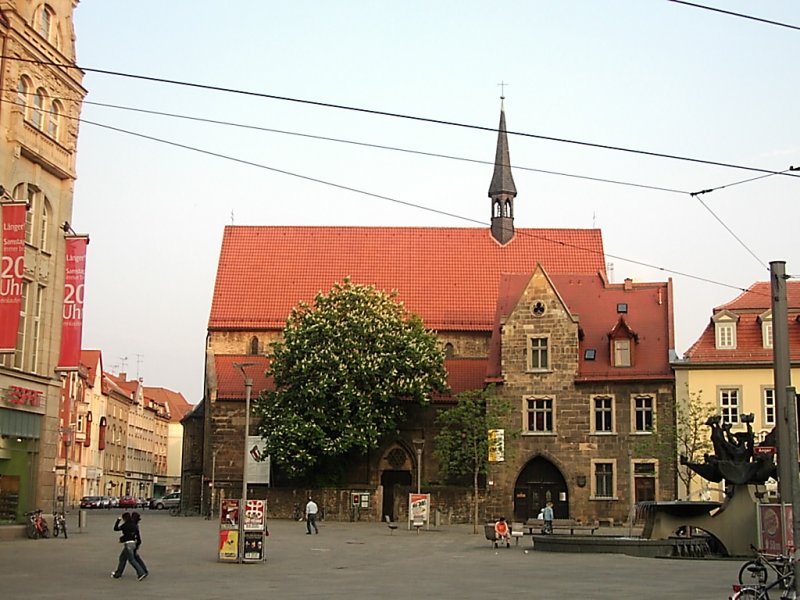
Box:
[57,236,89,371]
[0,202,27,352]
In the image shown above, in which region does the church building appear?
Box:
[185,105,677,525]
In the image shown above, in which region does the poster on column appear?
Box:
[57,236,89,370]
[0,202,27,352]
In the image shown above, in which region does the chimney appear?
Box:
[119,372,127,381]
[623,278,633,291]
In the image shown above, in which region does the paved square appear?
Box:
[0,511,742,599]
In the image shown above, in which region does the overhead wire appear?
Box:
[2,54,799,181]
[666,0,800,32]
[0,96,769,298]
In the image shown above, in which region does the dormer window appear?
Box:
[759,310,773,349]
[608,317,637,368]
[713,310,739,350]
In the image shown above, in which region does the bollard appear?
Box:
[78,509,87,532]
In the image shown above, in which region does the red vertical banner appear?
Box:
[0,202,28,352]
[57,236,89,370]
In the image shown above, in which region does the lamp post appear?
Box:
[233,362,256,564]
[412,438,425,494]
[59,427,73,516]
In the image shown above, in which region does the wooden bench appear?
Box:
[524,518,599,535]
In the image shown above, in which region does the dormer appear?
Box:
[758,310,773,349]
[609,317,638,367]
[712,310,739,350]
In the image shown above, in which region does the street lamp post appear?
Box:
[412,438,425,494]
[233,362,256,564]
[59,427,73,516]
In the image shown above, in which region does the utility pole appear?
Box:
[769,261,799,593]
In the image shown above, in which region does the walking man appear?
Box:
[305,496,319,535]
[543,501,554,534]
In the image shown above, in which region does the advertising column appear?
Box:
[218,499,240,562]
[242,499,267,563]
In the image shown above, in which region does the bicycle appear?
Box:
[731,562,796,599]
[26,509,50,539]
[52,511,68,539]
[739,545,793,588]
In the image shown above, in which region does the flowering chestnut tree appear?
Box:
[254,279,448,479]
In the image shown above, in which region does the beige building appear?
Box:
[0,0,86,524]
[674,281,800,500]
[143,386,191,494]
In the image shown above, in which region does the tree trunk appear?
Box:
[473,464,479,534]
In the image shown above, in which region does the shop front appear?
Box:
[0,406,42,524]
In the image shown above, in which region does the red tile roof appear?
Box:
[214,355,273,400]
[143,387,193,422]
[80,350,102,387]
[488,271,674,381]
[209,226,606,331]
[213,354,485,403]
[684,281,800,363]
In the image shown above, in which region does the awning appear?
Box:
[0,408,42,439]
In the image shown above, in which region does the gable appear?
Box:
[209,226,606,332]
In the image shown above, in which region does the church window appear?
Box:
[249,336,259,355]
[444,343,454,359]
[527,337,549,371]
[592,395,614,433]
[524,396,554,433]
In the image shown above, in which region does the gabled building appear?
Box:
[674,281,800,499]
[0,0,86,524]
[190,105,677,523]
[143,386,191,495]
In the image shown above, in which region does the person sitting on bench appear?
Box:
[494,516,511,548]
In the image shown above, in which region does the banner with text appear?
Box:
[57,236,89,370]
[0,202,28,352]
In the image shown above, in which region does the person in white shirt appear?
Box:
[305,497,319,534]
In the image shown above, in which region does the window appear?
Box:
[632,460,657,503]
[47,100,61,140]
[39,199,50,251]
[249,336,259,355]
[763,388,775,427]
[29,285,44,373]
[633,395,654,432]
[592,395,614,433]
[525,396,554,433]
[37,5,55,41]
[719,388,740,424]
[763,321,773,349]
[32,88,46,130]
[613,339,631,367]
[592,460,615,499]
[715,322,736,349]
[443,342,454,359]
[584,349,596,360]
[528,337,549,371]
[10,282,29,369]
[16,76,30,110]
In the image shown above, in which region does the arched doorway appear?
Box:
[380,446,413,520]
[513,456,569,521]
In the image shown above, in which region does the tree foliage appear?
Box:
[435,387,509,533]
[254,278,448,480]
[676,389,715,497]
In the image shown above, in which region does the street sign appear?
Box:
[754,446,776,456]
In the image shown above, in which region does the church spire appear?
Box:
[488,99,517,245]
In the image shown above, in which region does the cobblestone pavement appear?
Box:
[0,511,742,599]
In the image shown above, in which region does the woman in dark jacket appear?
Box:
[111,512,147,580]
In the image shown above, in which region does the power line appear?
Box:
[74,115,767,296]
[666,0,800,32]
[2,92,781,282]
[3,54,799,180]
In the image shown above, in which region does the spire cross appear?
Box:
[497,80,510,99]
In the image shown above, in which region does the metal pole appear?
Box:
[416,448,422,494]
[240,376,252,563]
[787,387,800,595]
[771,262,793,503]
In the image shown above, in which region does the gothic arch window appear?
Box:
[504,199,512,217]
[444,343,454,359]
[249,336,259,355]
[48,100,62,140]
[32,88,46,130]
[16,76,31,113]
[36,4,55,42]
[494,200,501,217]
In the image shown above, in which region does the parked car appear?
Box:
[151,491,181,510]
[118,496,139,509]
[80,496,104,509]
[109,496,120,508]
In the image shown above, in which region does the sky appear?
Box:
[71,1,800,403]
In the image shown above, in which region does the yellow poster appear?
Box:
[218,529,239,562]
[488,428,505,462]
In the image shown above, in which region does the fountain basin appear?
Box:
[532,535,710,558]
